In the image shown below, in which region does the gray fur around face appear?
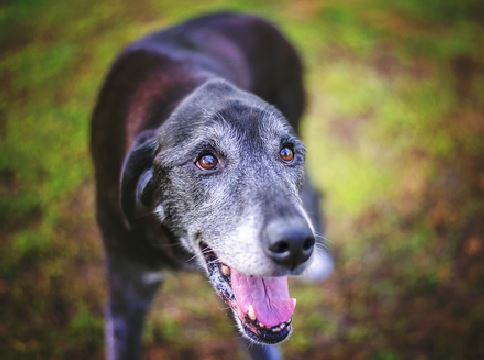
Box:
[151,79,313,276]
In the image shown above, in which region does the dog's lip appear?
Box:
[198,241,293,343]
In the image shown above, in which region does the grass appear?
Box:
[1,0,483,358]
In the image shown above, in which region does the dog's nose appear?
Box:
[263,219,315,269]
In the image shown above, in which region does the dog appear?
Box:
[91,11,333,360]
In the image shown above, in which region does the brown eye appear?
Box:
[196,153,218,171]
[279,146,294,162]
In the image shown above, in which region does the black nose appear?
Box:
[263,219,315,269]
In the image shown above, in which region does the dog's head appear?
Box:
[121,79,329,343]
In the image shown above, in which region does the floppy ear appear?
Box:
[120,134,159,228]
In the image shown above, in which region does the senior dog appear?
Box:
[91,11,333,360]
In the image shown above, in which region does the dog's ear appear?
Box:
[120,134,159,228]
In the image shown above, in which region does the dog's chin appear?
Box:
[198,242,294,344]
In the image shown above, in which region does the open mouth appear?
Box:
[199,242,295,344]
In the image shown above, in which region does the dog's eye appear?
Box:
[195,153,218,171]
[279,146,294,162]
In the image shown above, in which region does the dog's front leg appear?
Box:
[300,174,334,282]
[105,253,163,360]
[239,338,282,360]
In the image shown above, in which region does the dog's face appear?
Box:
[121,80,317,344]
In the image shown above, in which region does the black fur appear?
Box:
[91,12,329,360]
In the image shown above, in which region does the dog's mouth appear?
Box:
[199,242,295,344]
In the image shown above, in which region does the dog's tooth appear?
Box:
[272,326,281,332]
[221,263,230,276]
[280,322,286,330]
[247,304,256,320]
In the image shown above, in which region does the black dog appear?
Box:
[91,11,332,360]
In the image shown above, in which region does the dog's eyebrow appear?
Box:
[282,136,305,151]
[158,130,240,167]
[191,140,227,157]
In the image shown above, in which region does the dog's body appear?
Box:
[92,12,332,360]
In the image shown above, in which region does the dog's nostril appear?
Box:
[270,241,290,254]
[263,219,315,268]
[303,237,315,251]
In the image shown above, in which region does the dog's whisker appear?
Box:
[314,232,330,242]
[314,245,330,253]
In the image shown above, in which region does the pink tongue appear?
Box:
[230,268,296,327]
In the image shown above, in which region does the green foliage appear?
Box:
[1,0,483,358]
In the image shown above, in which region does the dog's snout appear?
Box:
[263,219,315,269]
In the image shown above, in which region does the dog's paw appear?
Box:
[299,248,334,283]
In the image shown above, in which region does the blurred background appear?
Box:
[1,0,483,359]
